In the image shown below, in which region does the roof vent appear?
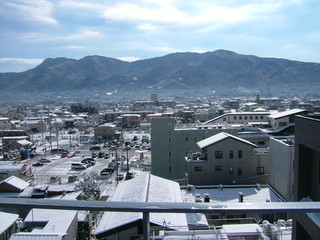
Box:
[239,192,244,202]
[256,183,261,191]
[219,184,223,191]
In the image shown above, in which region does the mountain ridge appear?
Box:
[1,49,320,100]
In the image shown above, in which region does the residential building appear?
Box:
[269,136,295,201]
[268,109,308,130]
[186,132,269,185]
[204,111,271,127]
[94,124,120,141]
[292,114,320,240]
[151,118,237,182]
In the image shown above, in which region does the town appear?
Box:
[0,93,320,240]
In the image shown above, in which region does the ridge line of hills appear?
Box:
[1,49,320,101]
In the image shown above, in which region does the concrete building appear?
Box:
[269,136,294,201]
[186,132,269,185]
[0,211,20,240]
[292,114,320,240]
[151,118,237,182]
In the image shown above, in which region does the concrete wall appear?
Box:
[269,137,294,201]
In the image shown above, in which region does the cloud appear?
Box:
[0,58,44,65]
[3,0,58,25]
[20,30,101,42]
[117,57,141,62]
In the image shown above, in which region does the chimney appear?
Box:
[239,192,244,202]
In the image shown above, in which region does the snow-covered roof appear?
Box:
[222,223,263,234]
[0,211,19,234]
[197,132,257,149]
[24,209,78,233]
[0,175,29,191]
[95,173,189,237]
[17,139,32,146]
[268,109,306,119]
[9,233,66,240]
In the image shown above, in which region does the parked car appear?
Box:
[100,167,115,178]
[116,173,124,181]
[71,162,87,170]
[90,145,101,151]
[39,158,51,163]
[67,151,75,158]
[32,161,44,167]
[92,151,97,158]
[98,151,105,158]
[81,157,96,166]
[61,151,69,158]
[125,170,134,180]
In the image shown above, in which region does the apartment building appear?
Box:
[292,114,320,240]
[186,132,269,185]
[151,118,237,181]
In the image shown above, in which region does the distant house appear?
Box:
[94,124,120,141]
[0,162,31,181]
[0,175,30,193]
[186,132,269,185]
[94,173,207,239]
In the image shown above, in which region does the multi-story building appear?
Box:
[186,132,269,185]
[292,114,320,240]
[151,118,237,182]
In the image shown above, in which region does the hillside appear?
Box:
[1,50,320,101]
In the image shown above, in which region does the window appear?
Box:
[215,166,223,171]
[168,137,171,143]
[258,141,265,146]
[250,116,253,120]
[260,116,264,120]
[255,116,258,120]
[194,166,202,172]
[223,117,226,121]
[238,150,243,158]
[229,166,233,174]
[168,151,171,157]
[257,167,264,174]
[239,116,242,120]
[244,116,248,120]
[234,116,237,120]
[215,151,223,159]
[229,150,234,159]
[194,137,197,142]
[186,137,188,142]
[238,167,242,175]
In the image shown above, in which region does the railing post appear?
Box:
[143,212,150,240]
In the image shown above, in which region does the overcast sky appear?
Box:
[0,0,319,72]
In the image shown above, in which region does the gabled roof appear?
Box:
[0,175,29,192]
[197,132,257,149]
[268,109,306,120]
[94,173,188,237]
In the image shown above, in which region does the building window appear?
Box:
[194,137,197,142]
[229,150,234,159]
[215,151,223,159]
[223,118,226,121]
[250,116,253,120]
[168,137,171,143]
[260,116,264,119]
[169,167,171,172]
[234,116,237,120]
[238,150,243,158]
[168,123,171,129]
[244,116,247,120]
[258,141,265,146]
[255,116,258,120]
[168,152,171,157]
[239,116,242,120]
[194,166,202,172]
[238,167,242,175]
[229,166,233,174]
[215,166,223,171]
[257,167,264,174]
[186,137,188,142]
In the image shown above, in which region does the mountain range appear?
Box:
[1,49,320,101]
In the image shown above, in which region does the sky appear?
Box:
[0,0,319,72]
